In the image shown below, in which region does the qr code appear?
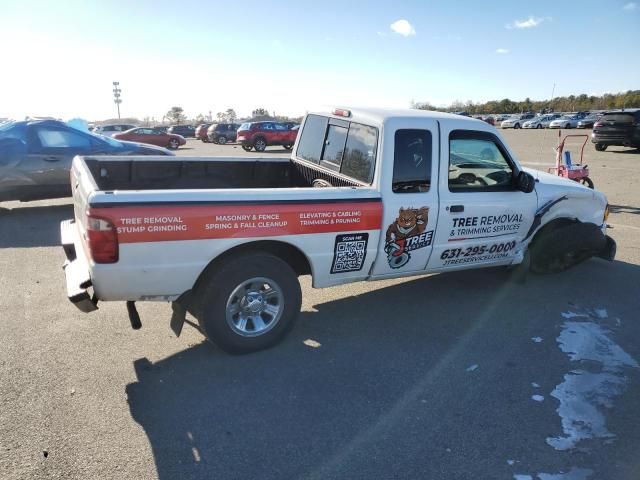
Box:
[331,233,368,274]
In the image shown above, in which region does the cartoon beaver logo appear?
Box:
[385,207,432,269]
[386,207,429,243]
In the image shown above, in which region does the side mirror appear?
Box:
[516,171,535,193]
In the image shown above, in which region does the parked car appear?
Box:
[494,114,510,122]
[154,126,169,134]
[482,116,495,126]
[0,120,173,202]
[577,113,602,129]
[501,114,536,129]
[113,127,186,150]
[195,123,212,142]
[93,124,137,137]
[549,115,581,129]
[236,122,298,152]
[592,109,640,151]
[522,114,561,129]
[60,107,614,353]
[207,123,240,144]
[167,125,195,138]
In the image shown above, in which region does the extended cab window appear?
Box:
[297,114,329,164]
[448,130,515,191]
[341,122,377,183]
[392,129,432,193]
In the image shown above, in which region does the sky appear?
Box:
[1,0,639,121]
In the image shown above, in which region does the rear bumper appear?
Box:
[61,219,98,313]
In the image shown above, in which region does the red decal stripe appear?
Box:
[90,201,382,244]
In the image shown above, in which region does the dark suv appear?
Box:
[592,110,640,151]
[167,125,195,138]
[206,123,240,144]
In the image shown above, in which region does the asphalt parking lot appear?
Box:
[1,131,639,479]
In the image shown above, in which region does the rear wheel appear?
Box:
[194,253,302,354]
[595,143,607,152]
[530,223,605,274]
[242,145,253,152]
[514,123,521,129]
[217,136,227,145]
[536,124,542,129]
[254,137,267,152]
[579,177,594,189]
[565,123,571,129]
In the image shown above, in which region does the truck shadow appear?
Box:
[125,259,640,479]
[0,202,73,248]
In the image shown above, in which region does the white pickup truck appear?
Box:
[61,108,616,353]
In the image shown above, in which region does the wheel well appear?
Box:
[530,217,576,248]
[192,240,311,295]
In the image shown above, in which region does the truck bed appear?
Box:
[82,156,361,192]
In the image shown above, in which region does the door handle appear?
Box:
[449,205,464,213]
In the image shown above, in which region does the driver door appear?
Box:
[430,127,537,271]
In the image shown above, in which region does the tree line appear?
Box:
[412,90,640,115]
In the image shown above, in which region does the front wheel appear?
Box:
[536,124,542,129]
[530,223,605,274]
[217,136,227,145]
[514,123,521,129]
[168,139,180,150]
[194,253,302,354]
[595,143,607,152]
[242,145,253,152]
[254,138,267,152]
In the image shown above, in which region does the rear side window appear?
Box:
[297,114,329,164]
[36,128,92,149]
[392,129,432,193]
[341,123,377,183]
[297,115,377,184]
[600,113,635,124]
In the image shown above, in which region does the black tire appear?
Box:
[283,144,293,150]
[565,123,571,129]
[217,136,227,145]
[514,123,521,129]
[579,177,594,189]
[202,137,209,143]
[536,124,542,129]
[254,137,267,152]
[529,223,605,274]
[242,145,253,152]
[595,143,607,152]
[168,138,180,150]
[194,253,302,354]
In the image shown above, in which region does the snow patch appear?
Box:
[466,364,478,372]
[531,395,545,402]
[513,475,533,480]
[561,312,588,319]
[531,336,543,343]
[532,382,540,388]
[537,467,594,479]
[546,318,638,451]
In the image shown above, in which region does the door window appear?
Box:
[392,129,432,193]
[36,128,92,149]
[448,131,515,191]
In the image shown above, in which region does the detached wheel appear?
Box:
[595,143,607,152]
[254,137,267,152]
[217,136,227,145]
[168,138,180,150]
[194,253,302,354]
[242,145,253,152]
[529,223,605,274]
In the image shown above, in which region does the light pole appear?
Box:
[112,81,122,119]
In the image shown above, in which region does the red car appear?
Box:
[114,127,186,150]
[237,121,298,152]
[195,123,212,142]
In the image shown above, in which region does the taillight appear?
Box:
[593,122,602,128]
[86,215,119,263]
